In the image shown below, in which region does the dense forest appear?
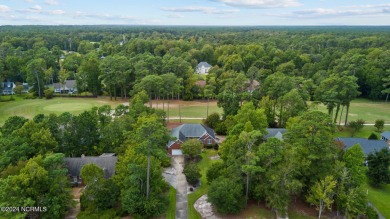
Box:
[1,26,390,218]
[1,26,390,123]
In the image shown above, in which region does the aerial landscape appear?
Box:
[1,0,390,219]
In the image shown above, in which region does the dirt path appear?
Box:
[64,188,82,219]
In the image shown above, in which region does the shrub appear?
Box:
[208,177,245,214]
[183,162,201,185]
[374,119,385,132]
[368,132,379,140]
[203,112,221,129]
[44,89,54,99]
[181,139,202,160]
[206,162,224,184]
[214,121,227,135]
[365,206,379,219]
[367,148,390,187]
[349,119,365,136]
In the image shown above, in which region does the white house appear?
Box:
[1,82,16,95]
[196,62,212,74]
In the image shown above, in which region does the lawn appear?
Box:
[187,149,219,219]
[150,100,223,119]
[165,186,176,219]
[334,125,390,138]
[0,95,125,125]
[366,184,390,218]
[310,98,390,124]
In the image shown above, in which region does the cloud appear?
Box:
[269,5,390,19]
[0,5,11,13]
[29,5,42,12]
[212,0,301,8]
[161,6,239,14]
[165,14,184,19]
[48,9,65,15]
[45,0,59,6]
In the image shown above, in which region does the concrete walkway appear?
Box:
[172,155,188,219]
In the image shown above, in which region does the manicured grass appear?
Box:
[366,184,390,218]
[188,150,219,219]
[151,100,223,119]
[0,96,125,125]
[165,186,176,219]
[168,119,203,124]
[334,125,390,138]
[310,98,390,124]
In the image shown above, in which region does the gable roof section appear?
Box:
[336,137,389,156]
[381,131,390,140]
[53,80,76,90]
[168,124,216,148]
[264,128,287,140]
[2,82,15,91]
[197,62,211,68]
[64,156,118,179]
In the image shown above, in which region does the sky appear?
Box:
[0,0,390,26]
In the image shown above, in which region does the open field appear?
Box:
[311,98,390,124]
[150,99,223,119]
[0,96,126,125]
[1,96,390,127]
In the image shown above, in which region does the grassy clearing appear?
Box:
[334,125,390,138]
[151,100,223,119]
[0,96,125,125]
[165,186,176,219]
[188,149,219,219]
[366,184,390,218]
[310,98,390,124]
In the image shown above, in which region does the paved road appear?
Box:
[172,156,188,219]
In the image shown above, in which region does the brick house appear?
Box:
[167,124,217,155]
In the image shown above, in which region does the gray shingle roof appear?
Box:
[264,128,287,140]
[336,138,389,156]
[197,62,211,68]
[381,131,390,140]
[53,80,76,90]
[168,124,215,148]
[64,156,118,179]
[2,82,14,91]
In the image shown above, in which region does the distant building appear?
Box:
[1,82,16,95]
[380,131,390,145]
[53,80,77,94]
[264,128,287,141]
[195,80,206,87]
[196,62,212,74]
[167,124,217,155]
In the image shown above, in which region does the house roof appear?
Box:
[197,62,212,68]
[264,128,287,140]
[195,80,206,87]
[247,80,260,91]
[168,124,216,148]
[64,156,118,179]
[381,131,390,140]
[336,137,389,156]
[2,82,15,91]
[53,80,76,90]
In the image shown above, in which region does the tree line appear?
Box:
[1,26,390,107]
